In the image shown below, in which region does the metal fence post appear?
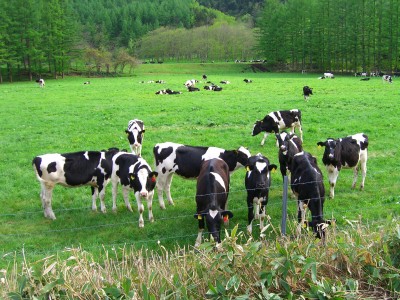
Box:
[281,175,288,236]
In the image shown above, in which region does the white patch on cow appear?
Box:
[255,162,267,173]
[210,172,226,191]
[268,111,285,128]
[238,146,251,158]
[209,209,218,219]
[84,152,89,160]
[202,147,224,161]
[294,151,304,157]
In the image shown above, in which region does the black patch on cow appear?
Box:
[153,145,174,166]
[32,156,43,177]
[63,151,102,186]
[47,162,57,174]
[162,167,167,174]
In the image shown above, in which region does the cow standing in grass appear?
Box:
[32,148,121,219]
[125,119,145,156]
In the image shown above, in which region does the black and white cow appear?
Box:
[303,86,313,101]
[382,75,392,83]
[111,152,158,227]
[252,109,303,146]
[32,148,121,219]
[220,80,230,84]
[184,79,199,87]
[291,151,328,238]
[36,78,45,87]
[125,119,145,156]
[275,131,303,179]
[204,85,222,91]
[194,158,232,246]
[243,79,253,83]
[244,154,277,234]
[317,133,369,199]
[323,72,334,78]
[187,86,200,92]
[202,74,207,80]
[153,142,251,209]
[155,89,182,95]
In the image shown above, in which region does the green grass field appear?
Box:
[0,63,399,269]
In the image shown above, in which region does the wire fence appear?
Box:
[0,171,398,259]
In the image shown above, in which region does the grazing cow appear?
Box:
[275,131,303,179]
[317,133,368,199]
[111,152,158,227]
[83,81,91,85]
[323,72,334,79]
[204,85,222,91]
[153,142,251,209]
[125,119,145,156]
[244,154,277,234]
[155,80,166,84]
[318,76,325,80]
[187,86,200,92]
[220,80,230,84]
[194,158,232,246]
[155,89,182,95]
[382,75,392,83]
[244,79,253,83]
[32,148,121,219]
[252,109,303,146]
[36,78,45,87]
[291,151,329,239]
[202,74,207,80]
[184,79,198,87]
[303,86,313,101]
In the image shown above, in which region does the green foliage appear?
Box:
[257,0,400,72]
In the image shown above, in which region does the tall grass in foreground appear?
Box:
[1,219,399,299]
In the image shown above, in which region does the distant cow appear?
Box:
[125,119,145,156]
[111,152,158,227]
[302,86,313,101]
[291,151,329,239]
[188,86,200,92]
[252,109,303,146]
[360,78,370,81]
[155,89,182,95]
[155,80,166,84]
[382,75,392,83]
[204,85,222,91]
[194,158,232,246]
[83,81,91,85]
[275,131,303,179]
[220,80,230,84]
[202,74,207,80]
[36,78,45,87]
[244,154,277,234]
[32,148,121,219]
[153,142,251,209]
[323,72,334,78]
[184,79,199,87]
[243,79,252,83]
[317,133,368,199]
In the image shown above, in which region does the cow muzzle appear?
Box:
[140,190,148,198]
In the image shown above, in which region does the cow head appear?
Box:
[129,165,158,198]
[194,209,233,243]
[252,121,263,136]
[126,120,145,155]
[246,154,277,188]
[306,219,335,239]
[317,139,337,162]
[275,131,290,152]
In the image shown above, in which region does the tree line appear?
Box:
[257,0,400,73]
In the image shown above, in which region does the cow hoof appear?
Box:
[127,206,133,212]
[139,222,144,228]
[168,200,175,206]
[159,204,166,210]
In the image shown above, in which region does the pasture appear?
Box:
[0,63,399,270]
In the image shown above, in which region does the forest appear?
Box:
[1,0,400,82]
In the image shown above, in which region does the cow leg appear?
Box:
[296,125,303,141]
[42,182,56,220]
[260,132,269,146]
[360,159,367,190]
[351,166,359,189]
[296,201,307,236]
[246,197,255,234]
[135,192,145,228]
[122,187,133,212]
[98,186,107,213]
[91,187,98,211]
[111,181,119,212]
[147,191,154,223]
[259,198,267,230]
[195,218,205,247]
[164,173,175,206]
[327,167,339,199]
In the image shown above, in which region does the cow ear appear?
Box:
[269,164,278,171]
[245,165,251,172]
[125,129,129,134]
[142,129,146,133]
[130,174,135,180]
[317,141,325,148]
[221,210,233,220]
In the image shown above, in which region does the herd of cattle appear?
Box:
[32,75,372,246]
